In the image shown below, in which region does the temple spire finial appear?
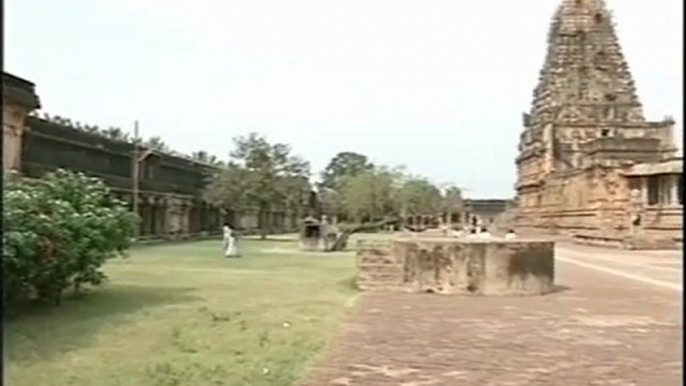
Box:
[531,0,641,117]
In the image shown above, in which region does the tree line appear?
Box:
[32,110,467,232]
[204,133,465,236]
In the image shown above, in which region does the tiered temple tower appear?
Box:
[516,0,677,213]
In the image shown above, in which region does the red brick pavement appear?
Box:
[298,250,682,386]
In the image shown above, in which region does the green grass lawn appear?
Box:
[5,239,359,386]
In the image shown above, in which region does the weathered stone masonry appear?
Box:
[3,73,41,174]
[513,0,682,249]
[357,238,555,296]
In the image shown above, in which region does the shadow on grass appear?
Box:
[5,284,199,362]
[338,276,361,292]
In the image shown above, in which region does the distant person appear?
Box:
[505,229,517,240]
[222,224,239,257]
[466,228,478,239]
[477,227,492,240]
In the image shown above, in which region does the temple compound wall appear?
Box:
[513,0,682,249]
[403,199,511,231]
[3,72,298,241]
[463,199,511,229]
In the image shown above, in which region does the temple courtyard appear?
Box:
[5,236,682,386]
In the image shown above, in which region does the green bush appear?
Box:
[3,169,137,310]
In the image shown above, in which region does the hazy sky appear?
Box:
[6,0,682,198]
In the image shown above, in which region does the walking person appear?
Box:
[477,227,492,240]
[222,224,239,257]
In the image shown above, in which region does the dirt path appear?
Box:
[298,246,682,385]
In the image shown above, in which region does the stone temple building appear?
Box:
[514,0,682,249]
[3,72,297,240]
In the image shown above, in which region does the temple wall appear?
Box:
[514,165,682,249]
[463,199,511,230]
[19,116,297,241]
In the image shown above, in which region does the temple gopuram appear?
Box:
[514,0,682,249]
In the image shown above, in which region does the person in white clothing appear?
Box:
[222,224,238,257]
[504,229,517,240]
[477,227,492,240]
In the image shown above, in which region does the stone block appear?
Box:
[479,240,555,295]
[357,238,555,296]
[356,241,404,291]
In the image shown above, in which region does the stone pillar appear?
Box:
[194,201,202,233]
[138,199,148,236]
[198,202,205,232]
[205,206,213,232]
[640,177,648,204]
[150,197,160,236]
[180,200,191,235]
[165,198,179,235]
[158,198,168,236]
[188,201,197,234]
[2,73,40,175]
[628,188,643,236]
[3,105,27,173]
[670,175,679,205]
[147,196,157,236]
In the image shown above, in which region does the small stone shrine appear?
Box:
[299,216,323,251]
[298,215,341,252]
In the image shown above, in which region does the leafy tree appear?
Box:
[397,177,443,217]
[203,163,252,213]
[278,156,312,221]
[320,151,374,189]
[2,170,137,312]
[102,127,129,141]
[192,151,223,166]
[192,151,209,162]
[205,133,311,239]
[145,136,169,152]
[317,186,341,218]
[337,166,402,222]
[442,185,464,224]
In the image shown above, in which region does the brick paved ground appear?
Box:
[299,244,682,386]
